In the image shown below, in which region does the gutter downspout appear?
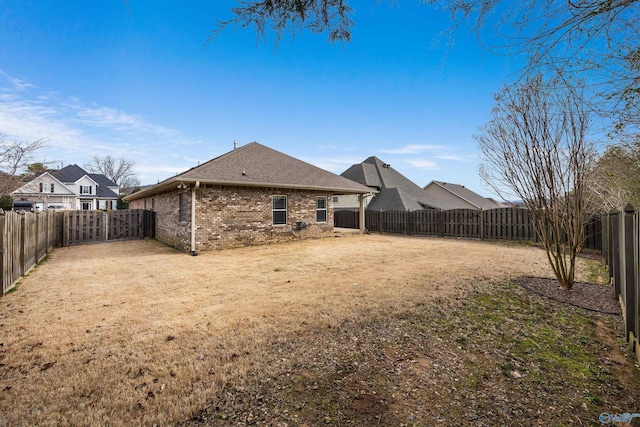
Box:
[190,181,200,256]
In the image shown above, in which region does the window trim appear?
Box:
[272,195,287,226]
[179,193,188,223]
[80,185,92,195]
[316,196,327,223]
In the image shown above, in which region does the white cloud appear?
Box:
[0,70,205,184]
[380,144,444,154]
[406,159,439,170]
[0,70,35,91]
[435,154,477,161]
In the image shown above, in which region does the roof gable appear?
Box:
[50,164,90,183]
[178,143,368,192]
[342,157,453,211]
[127,142,370,201]
[12,172,74,196]
[426,181,503,210]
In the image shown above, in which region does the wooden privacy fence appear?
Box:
[1,209,155,295]
[334,207,602,250]
[64,209,156,246]
[601,207,640,363]
[0,210,63,295]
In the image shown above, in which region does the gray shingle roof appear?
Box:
[50,164,119,199]
[50,164,87,182]
[126,142,371,201]
[426,181,504,210]
[341,157,453,211]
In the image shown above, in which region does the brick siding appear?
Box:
[130,185,335,252]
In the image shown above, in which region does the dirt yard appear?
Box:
[0,234,638,426]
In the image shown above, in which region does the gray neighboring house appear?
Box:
[12,164,120,210]
[124,142,371,253]
[423,181,506,210]
[338,156,454,211]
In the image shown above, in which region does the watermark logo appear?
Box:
[599,412,640,424]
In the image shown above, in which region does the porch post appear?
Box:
[359,193,365,231]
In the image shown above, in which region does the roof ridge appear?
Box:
[433,181,482,209]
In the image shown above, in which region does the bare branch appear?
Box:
[477,75,594,289]
[0,134,48,196]
[84,155,139,188]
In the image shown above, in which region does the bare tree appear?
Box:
[477,75,594,290]
[0,135,48,196]
[85,155,140,189]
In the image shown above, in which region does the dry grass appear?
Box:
[0,234,623,425]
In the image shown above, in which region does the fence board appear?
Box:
[337,207,591,246]
[602,208,640,365]
[2,209,155,295]
[334,210,359,229]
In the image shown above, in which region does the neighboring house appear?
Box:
[12,164,120,210]
[423,181,506,211]
[124,142,371,253]
[338,156,454,211]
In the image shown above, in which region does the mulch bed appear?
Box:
[517,276,621,315]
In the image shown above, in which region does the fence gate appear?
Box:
[63,209,155,246]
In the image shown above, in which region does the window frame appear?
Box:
[179,193,188,223]
[316,196,327,223]
[80,185,92,195]
[272,195,288,226]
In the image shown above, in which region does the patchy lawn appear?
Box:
[0,234,638,426]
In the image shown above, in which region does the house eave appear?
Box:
[124,178,371,202]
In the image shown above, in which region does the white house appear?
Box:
[12,164,120,210]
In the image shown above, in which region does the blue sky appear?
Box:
[0,1,524,197]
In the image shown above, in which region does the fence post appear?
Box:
[633,210,640,361]
[19,213,26,278]
[105,211,110,241]
[610,212,621,300]
[623,204,636,345]
[0,212,5,295]
[62,212,69,247]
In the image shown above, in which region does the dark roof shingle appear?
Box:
[342,156,454,211]
[127,142,371,201]
[426,181,504,210]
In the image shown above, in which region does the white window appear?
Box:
[272,196,287,225]
[316,197,327,223]
[333,196,339,203]
[81,201,91,210]
[80,185,92,195]
[179,194,188,222]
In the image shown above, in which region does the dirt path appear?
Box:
[0,234,614,425]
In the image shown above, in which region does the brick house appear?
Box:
[124,142,371,254]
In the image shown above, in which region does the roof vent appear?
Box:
[242,169,246,176]
[234,140,238,150]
